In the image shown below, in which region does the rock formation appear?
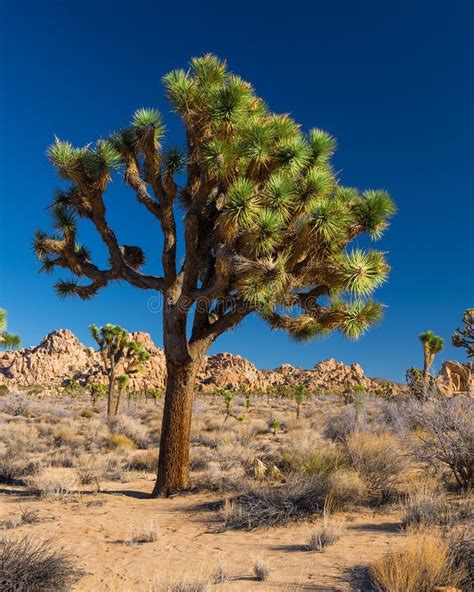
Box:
[438,360,473,396]
[0,327,427,396]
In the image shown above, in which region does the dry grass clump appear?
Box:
[27,467,78,498]
[160,577,210,591]
[108,414,150,449]
[326,468,367,508]
[127,448,158,472]
[0,447,41,485]
[124,520,158,545]
[221,476,327,530]
[401,486,452,529]
[253,558,271,581]
[212,561,229,584]
[446,523,474,591]
[346,431,406,504]
[281,436,346,477]
[307,516,345,551]
[108,433,136,449]
[0,535,82,591]
[1,507,41,530]
[369,530,466,592]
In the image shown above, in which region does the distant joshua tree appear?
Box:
[0,309,21,351]
[35,55,395,496]
[452,308,474,359]
[89,324,150,416]
[419,330,444,400]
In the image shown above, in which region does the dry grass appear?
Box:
[0,535,82,591]
[124,520,159,545]
[307,516,345,551]
[369,530,466,592]
[27,467,78,498]
[253,558,271,581]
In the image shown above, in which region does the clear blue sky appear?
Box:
[1,0,473,381]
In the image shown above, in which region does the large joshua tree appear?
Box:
[34,55,395,496]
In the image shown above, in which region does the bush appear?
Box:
[127,449,158,472]
[326,468,367,508]
[108,434,136,449]
[221,476,327,530]
[323,405,363,442]
[346,431,405,504]
[28,468,78,498]
[280,439,346,477]
[446,524,473,591]
[412,397,473,490]
[108,415,150,449]
[401,487,452,529]
[369,530,465,592]
[0,535,82,591]
[253,559,271,581]
[124,520,158,545]
[0,395,30,417]
[307,516,344,551]
[1,507,40,530]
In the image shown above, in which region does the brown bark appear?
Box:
[152,357,201,497]
[107,361,115,417]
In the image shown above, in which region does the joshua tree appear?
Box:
[419,330,444,400]
[89,324,150,416]
[292,384,309,419]
[222,389,234,421]
[0,309,21,351]
[89,382,106,407]
[35,55,395,496]
[114,373,130,416]
[452,308,474,358]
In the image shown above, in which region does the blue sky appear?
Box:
[0,0,472,381]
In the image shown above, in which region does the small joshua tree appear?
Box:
[0,309,21,351]
[89,324,150,416]
[419,331,444,400]
[222,389,234,421]
[89,382,106,407]
[452,308,474,359]
[35,55,395,495]
[292,384,309,419]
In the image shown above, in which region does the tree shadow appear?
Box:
[349,521,400,534]
[0,487,34,498]
[270,543,310,552]
[104,489,151,499]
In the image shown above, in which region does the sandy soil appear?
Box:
[0,477,403,591]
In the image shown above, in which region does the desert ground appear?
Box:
[0,389,472,591]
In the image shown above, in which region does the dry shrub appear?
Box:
[127,448,158,472]
[307,516,345,551]
[124,520,158,545]
[0,535,82,591]
[108,434,136,449]
[0,394,30,417]
[108,415,150,449]
[281,437,346,477]
[195,462,244,493]
[0,448,40,485]
[253,558,271,581]
[160,577,210,592]
[1,507,40,530]
[28,467,78,498]
[323,406,361,442]
[401,486,452,529]
[347,431,405,504]
[369,530,466,592]
[327,468,367,508]
[446,523,474,591]
[412,397,473,491]
[221,476,327,530]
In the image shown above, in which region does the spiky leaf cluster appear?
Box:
[36,54,395,343]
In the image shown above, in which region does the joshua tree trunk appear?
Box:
[422,349,433,401]
[113,387,123,416]
[152,355,201,497]
[107,361,115,417]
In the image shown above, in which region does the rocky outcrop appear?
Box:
[0,328,387,395]
[438,361,474,396]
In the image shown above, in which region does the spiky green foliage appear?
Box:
[452,308,474,358]
[419,330,445,355]
[37,53,396,358]
[0,309,21,350]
